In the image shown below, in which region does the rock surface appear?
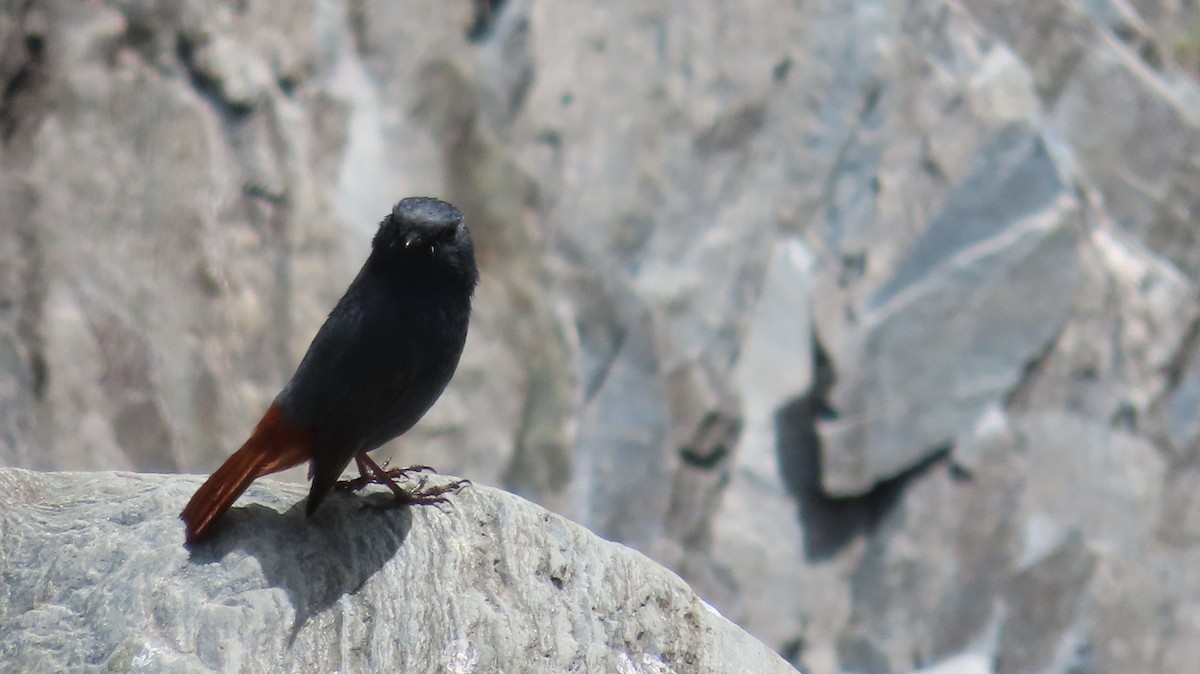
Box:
[5,0,1200,672]
[0,467,794,673]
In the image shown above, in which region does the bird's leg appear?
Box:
[335,455,439,492]
[334,456,375,492]
[357,453,470,509]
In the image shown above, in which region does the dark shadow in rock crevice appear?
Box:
[776,333,949,562]
[186,489,411,641]
[467,0,510,42]
[777,393,951,562]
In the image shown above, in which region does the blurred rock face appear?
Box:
[3,0,1200,672]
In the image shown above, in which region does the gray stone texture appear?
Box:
[0,468,793,673]
[4,0,1200,672]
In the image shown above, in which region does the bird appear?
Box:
[180,196,479,544]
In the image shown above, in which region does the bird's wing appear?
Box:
[282,280,440,510]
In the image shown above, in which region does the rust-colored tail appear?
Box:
[180,404,312,544]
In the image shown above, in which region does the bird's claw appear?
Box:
[335,464,438,492]
[362,477,471,512]
[404,476,470,506]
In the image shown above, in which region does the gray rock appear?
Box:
[966,0,1200,280]
[816,122,1084,495]
[0,467,796,674]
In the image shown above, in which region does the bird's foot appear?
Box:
[402,476,471,506]
[364,477,471,512]
[335,464,438,492]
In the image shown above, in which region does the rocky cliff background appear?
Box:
[2,1,1199,672]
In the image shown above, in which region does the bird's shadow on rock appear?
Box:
[185,490,411,641]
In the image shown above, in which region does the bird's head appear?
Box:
[375,197,463,250]
[371,197,477,285]
[369,194,477,291]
